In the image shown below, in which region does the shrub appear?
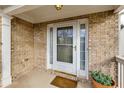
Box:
[91,71,113,86]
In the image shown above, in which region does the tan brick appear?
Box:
[11,17,35,80]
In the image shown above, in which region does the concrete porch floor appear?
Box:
[7,69,92,88]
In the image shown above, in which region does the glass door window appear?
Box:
[57,26,73,63]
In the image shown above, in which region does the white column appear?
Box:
[119,14,124,56]
[118,62,120,88]
[1,14,11,87]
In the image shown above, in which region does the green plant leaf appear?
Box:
[91,70,113,86]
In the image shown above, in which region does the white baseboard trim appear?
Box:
[1,76,12,87]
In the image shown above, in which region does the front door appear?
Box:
[53,22,77,75]
[47,19,88,78]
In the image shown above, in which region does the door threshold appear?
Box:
[54,70,76,77]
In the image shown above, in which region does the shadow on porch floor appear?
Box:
[7,69,92,88]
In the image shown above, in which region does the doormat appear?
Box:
[51,76,77,88]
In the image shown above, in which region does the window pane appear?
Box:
[80,60,85,70]
[80,42,85,52]
[57,26,73,44]
[57,26,73,63]
[80,52,85,61]
[80,24,86,70]
[50,27,53,64]
[57,45,73,63]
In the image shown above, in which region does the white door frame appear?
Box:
[47,19,88,79]
[53,21,77,75]
[77,19,89,79]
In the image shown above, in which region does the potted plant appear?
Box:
[91,70,116,88]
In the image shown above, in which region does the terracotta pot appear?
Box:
[91,77,116,88]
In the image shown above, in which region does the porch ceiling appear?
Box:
[14,5,118,23]
[0,5,119,23]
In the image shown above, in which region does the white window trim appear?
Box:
[77,19,89,79]
[47,24,54,69]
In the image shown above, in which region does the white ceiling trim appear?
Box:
[3,5,25,14]
[15,13,35,23]
[3,5,43,15]
[114,5,124,14]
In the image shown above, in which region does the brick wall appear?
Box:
[88,11,118,80]
[34,10,118,80]
[11,18,35,80]
[34,24,47,71]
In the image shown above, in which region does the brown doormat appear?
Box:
[51,76,77,88]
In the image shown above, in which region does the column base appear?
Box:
[1,76,12,87]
